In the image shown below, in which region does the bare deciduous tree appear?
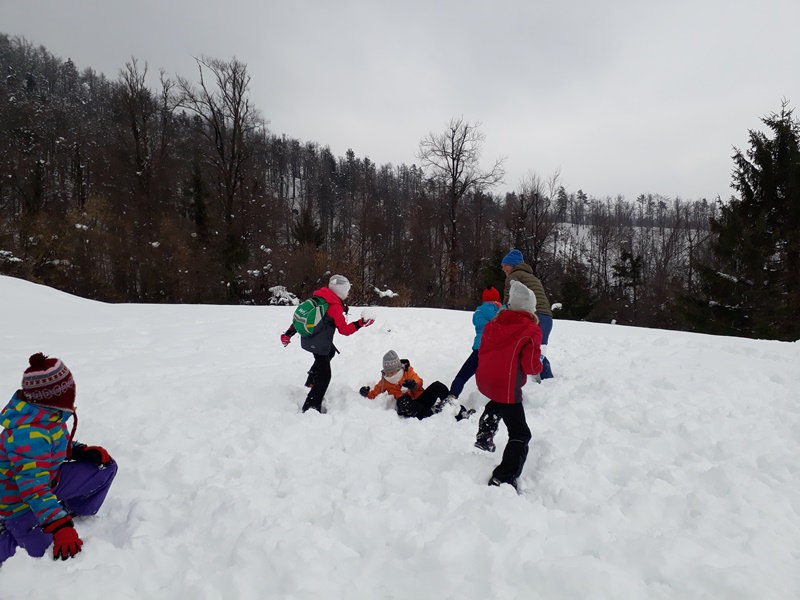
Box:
[417,117,505,302]
[507,168,562,273]
[176,56,265,278]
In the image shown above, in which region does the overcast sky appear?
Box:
[3,0,799,201]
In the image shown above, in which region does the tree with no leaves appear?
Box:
[417,117,505,302]
[506,168,562,274]
[175,56,265,280]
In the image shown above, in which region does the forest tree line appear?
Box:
[1,34,798,341]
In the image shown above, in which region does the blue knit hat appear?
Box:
[501,249,523,267]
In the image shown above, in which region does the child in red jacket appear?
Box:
[280,274,374,413]
[475,280,543,489]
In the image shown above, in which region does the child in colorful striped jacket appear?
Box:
[0,353,117,564]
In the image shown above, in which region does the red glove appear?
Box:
[280,333,291,346]
[43,516,83,560]
[356,318,375,329]
[72,443,113,465]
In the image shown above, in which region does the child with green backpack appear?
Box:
[280,275,374,413]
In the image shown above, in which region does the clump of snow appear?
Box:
[0,250,22,263]
[361,307,378,322]
[374,286,399,298]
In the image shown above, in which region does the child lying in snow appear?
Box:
[359,350,474,421]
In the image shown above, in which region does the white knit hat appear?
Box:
[328,274,351,300]
[508,280,537,315]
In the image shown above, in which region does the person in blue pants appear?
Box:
[500,249,554,379]
[446,286,502,403]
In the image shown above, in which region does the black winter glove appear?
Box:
[402,379,418,391]
[359,386,370,398]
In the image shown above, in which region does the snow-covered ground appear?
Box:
[1,275,799,599]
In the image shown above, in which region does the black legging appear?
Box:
[302,348,336,412]
[482,401,532,484]
[395,381,449,419]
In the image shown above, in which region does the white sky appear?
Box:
[2,0,800,201]
[2,275,799,598]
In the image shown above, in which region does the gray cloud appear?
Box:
[3,0,798,200]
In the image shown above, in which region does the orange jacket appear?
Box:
[365,363,425,400]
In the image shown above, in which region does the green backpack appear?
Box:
[292,296,329,336]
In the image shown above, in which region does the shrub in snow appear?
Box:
[0,250,23,263]
[374,286,399,299]
[269,285,299,306]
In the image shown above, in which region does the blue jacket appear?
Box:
[472,301,501,350]
[0,391,71,525]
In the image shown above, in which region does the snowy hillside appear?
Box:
[1,275,799,599]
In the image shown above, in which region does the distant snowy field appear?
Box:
[1,275,799,600]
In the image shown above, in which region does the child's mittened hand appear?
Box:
[359,386,370,397]
[72,443,113,465]
[402,379,418,391]
[280,333,291,346]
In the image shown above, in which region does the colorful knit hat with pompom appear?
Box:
[21,352,76,411]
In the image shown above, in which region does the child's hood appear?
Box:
[483,309,538,344]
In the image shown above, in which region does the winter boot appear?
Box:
[432,394,457,414]
[455,405,476,421]
[475,409,500,452]
[488,476,517,490]
[302,396,324,413]
[474,437,496,452]
[540,356,554,380]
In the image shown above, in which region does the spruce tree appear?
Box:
[688,102,800,340]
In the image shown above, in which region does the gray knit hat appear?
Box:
[382,350,403,374]
[508,280,537,315]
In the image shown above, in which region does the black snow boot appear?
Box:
[475,409,500,452]
[455,405,476,421]
[302,396,324,413]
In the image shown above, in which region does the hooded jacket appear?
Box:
[300,286,361,355]
[476,310,542,404]
[472,301,500,350]
[0,391,71,525]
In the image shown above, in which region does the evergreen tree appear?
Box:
[294,206,324,249]
[612,248,644,324]
[557,259,595,321]
[688,102,800,340]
